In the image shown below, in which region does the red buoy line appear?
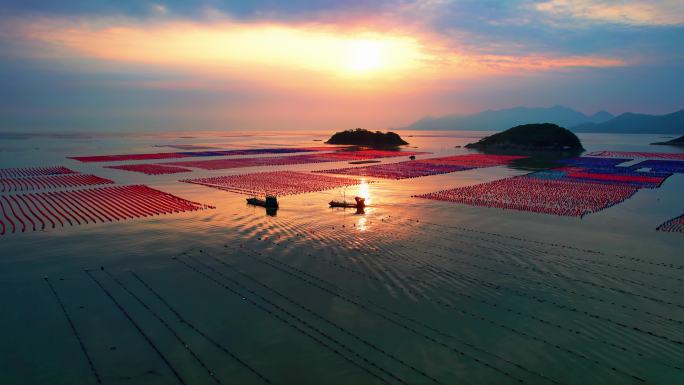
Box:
[0,174,113,193]
[0,166,76,179]
[0,185,213,236]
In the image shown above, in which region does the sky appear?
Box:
[0,0,683,132]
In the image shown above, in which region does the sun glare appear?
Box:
[347,40,383,72]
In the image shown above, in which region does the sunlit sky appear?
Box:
[1,1,683,132]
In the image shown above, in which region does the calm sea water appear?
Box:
[1,130,683,384]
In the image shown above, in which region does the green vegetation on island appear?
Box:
[652,134,684,146]
[465,123,584,151]
[326,128,408,147]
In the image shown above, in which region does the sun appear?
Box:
[346,39,383,72]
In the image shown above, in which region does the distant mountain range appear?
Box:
[404,106,613,131]
[403,106,684,134]
[572,109,684,134]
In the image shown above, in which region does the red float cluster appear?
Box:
[657,214,684,234]
[0,166,77,179]
[69,147,329,163]
[106,164,192,175]
[0,185,214,235]
[167,150,423,170]
[585,151,684,160]
[316,154,525,180]
[1,174,113,192]
[415,176,638,217]
[181,171,364,196]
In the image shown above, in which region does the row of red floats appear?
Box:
[165,150,425,171]
[0,166,77,179]
[586,151,684,161]
[105,164,192,175]
[316,154,525,179]
[181,171,364,197]
[1,174,113,192]
[657,214,684,235]
[0,185,214,235]
[415,176,639,217]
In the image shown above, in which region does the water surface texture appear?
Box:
[1,131,683,385]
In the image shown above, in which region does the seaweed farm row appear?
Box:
[0,185,213,235]
[586,151,684,161]
[416,155,684,217]
[0,166,77,179]
[182,171,364,197]
[69,147,329,163]
[105,164,192,175]
[1,174,113,192]
[165,150,424,171]
[416,176,639,217]
[315,154,525,179]
[41,213,679,384]
[657,214,684,234]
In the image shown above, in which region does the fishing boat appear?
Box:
[329,196,365,209]
[247,196,279,208]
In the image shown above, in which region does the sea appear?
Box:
[1,130,683,384]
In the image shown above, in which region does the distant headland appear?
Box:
[652,134,684,146]
[326,128,408,147]
[465,123,584,151]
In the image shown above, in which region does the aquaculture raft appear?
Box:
[0,166,77,179]
[0,185,214,235]
[105,164,192,175]
[657,214,684,234]
[181,171,365,197]
[316,154,525,180]
[415,176,639,217]
[1,174,113,192]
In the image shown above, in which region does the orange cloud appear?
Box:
[15,16,626,89]
[535,0,684,26]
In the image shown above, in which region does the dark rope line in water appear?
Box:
[84,270,187,385]
[389,215,683,285]
[275,218,683,328]
[185,254,412,385]
[201,251,443,385]
[304,221,684,330]
[44,277,103,384]
[128,271,274,385]
[398,216,684,270]
[100,269,221,385]
[328,244,681,370]
[280,240,680,375]
[244,249,648,383]
[227,249,551,385]
[397,229,682,300]
[173,256,399,385]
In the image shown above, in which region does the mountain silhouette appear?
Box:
[404,105,613,131]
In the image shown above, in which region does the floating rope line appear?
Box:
[0,174,113,192]
[406,217,684,271]
[657,214,684,235]
[0,185,214,236]
[44,277,102,384]
[129,271,274,385]
[299,224,684,352]
[585,151,684,160]
[0,166,77,179]
[100,269,221,384]
[85,270,188,385]
[236,249,562,385]
[320,242,684,373]
[173,256,398,385]
[387,216,682,284]
[181,171,367,197]
[69,147,330,163]
[105,164,192,175]
[316,154,525,180]
[200,252,442,384]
